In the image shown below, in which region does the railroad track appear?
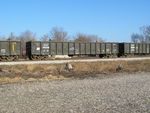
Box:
[0,57,150,65]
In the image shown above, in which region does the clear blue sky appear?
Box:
[0,0,150,42]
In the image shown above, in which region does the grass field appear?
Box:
[0,60,150,84]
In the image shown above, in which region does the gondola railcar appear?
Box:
[0,40,21,61]
[118,43,150,56]
[26,41,119,59]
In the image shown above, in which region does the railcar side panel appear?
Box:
[75,43,80,55]
[142,44,146,54]
[91,43,96,55]
[85,43,91,54]
[63,42,69,55]
[146,44,149,54]
[149,44,150,53]
[56,42,63,55]
[0,41,10,56]
[41,42,49,55]
[139,43,143,54]
[112,43,118,54]
[135,43,139,54]
[106,43,111,54]
[124,43,130,54]
[80,43,86,55]
[31,42,41,55]
[101,43,106,54]
[69,42,75,55]
[130,43,135,54]
[50,42,56,55]
[9,41,21,56]
[96,43,101,54]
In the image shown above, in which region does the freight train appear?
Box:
[0,40,150,61]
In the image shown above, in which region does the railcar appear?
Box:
[26,41,119,59]
[0,40,21,61]
[26,41,50,59]
[119,43,150,56]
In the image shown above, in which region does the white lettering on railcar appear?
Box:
[36,47,40,50]
[42,47,49,49]
[1,49,6,54]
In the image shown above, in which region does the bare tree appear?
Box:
[89,35,104,42]
[74,33,92,42]
[140,25,150,42]
[131,25,150,43]
[131,33,144,42]
[17,30,36,51]
[40,34,49,41]
[50,27,68,41]
[74,33,104,42]
[7,32,17,40]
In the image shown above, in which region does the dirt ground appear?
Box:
[0,60,150,84]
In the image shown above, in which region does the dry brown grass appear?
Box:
[0,60,150,84]
[0,75,66,84]
[39,74,65,81]
[25,65,57,72]
[72,60,150,73]
[0,77,24,84]
[72,62,117,73]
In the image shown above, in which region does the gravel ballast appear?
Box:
[0,73,150,113]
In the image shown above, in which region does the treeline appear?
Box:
[1,25,150,51]
[0,27,104,51]
[131,25,150,43]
